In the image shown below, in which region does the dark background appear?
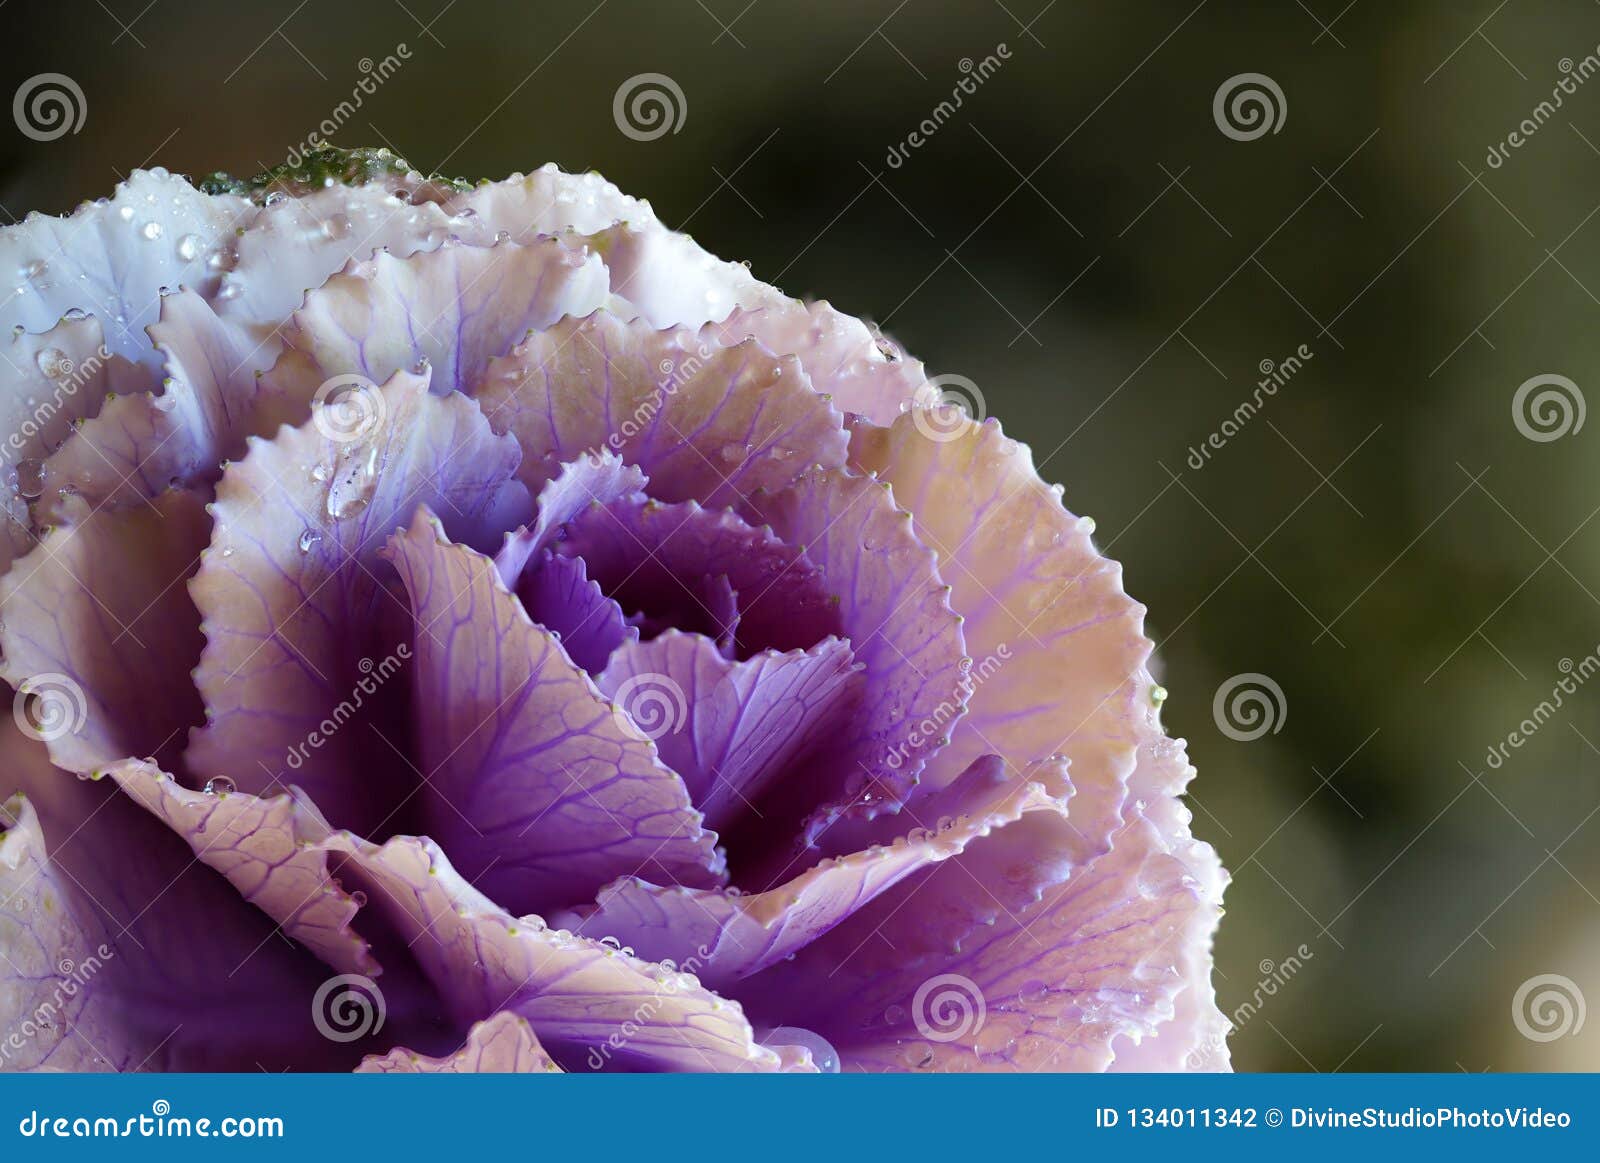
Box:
[5,0,1599,1071]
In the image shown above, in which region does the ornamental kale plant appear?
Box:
[0,149,1226,1073]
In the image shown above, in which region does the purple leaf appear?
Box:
[477,311,847,506]
[595,630,862,833]
[386,510,722,914]
[0,489,209,776]
[187,371,529,835]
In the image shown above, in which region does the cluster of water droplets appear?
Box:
[311,411,391,525]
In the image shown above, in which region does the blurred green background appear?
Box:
[5,0,1600,1071]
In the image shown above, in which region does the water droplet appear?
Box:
[141,221,163,241]
[325,445,380,521]
[975,1024,1015,1056]
[20,259,45,281]
[761,1026,840,1073]
[349,890,368,908]
[176,233,200,262]
[1150,684,1168,704]
[15,459,44,500]
[297,528,323,554]
[204,775,235,796]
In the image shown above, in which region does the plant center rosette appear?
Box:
[0,149,1227,1073]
